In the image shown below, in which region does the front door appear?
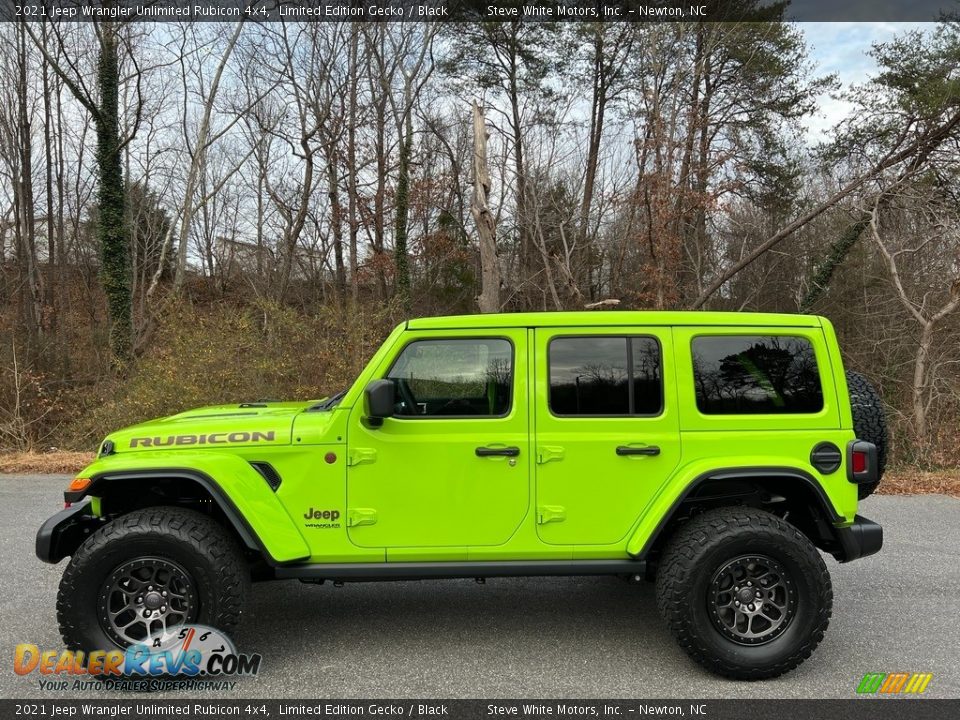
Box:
[347,330,530,550]
[533,328,681,545]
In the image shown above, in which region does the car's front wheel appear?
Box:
[57,506,249,651]
[655,507,832,680]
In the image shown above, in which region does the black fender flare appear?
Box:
[633,466,846,560]
[59,468,276,562]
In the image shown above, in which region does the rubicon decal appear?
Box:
[130,430,275,448]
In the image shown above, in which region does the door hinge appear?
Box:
[537,505,566,524]
[537,445,565,464]
[347,508,378,527]
[347,448,377,466]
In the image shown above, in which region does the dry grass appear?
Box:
[0,452,958,498]
[877,467,960,497]
[0,451,95,475]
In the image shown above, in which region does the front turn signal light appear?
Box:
[68,477,91,492]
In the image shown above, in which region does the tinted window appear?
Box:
[692,336,823,415]
[549,337,662,416]
[386,338,512,417]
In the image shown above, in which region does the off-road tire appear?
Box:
[57,506,250,652]
[846,370,887,499]
[655,507,832,680]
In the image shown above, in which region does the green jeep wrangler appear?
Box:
[37,311,886,679]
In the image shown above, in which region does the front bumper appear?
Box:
[35,500,105,564]
[832,514,883,563]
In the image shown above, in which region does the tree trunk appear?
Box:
[394,122,413,311]
[326,147,347,308]
[15,23,42,357]
[167,19,244,295]
[96,22,132,363]
[347,24,360,309]
[912,320,933,444]
[472,101,500,314]
[798,215,869,312]
[42,25,57,355]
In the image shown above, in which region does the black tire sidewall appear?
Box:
[685,533,826,672]
[63,532,224,652]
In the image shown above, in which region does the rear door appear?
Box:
[533,328,681,545]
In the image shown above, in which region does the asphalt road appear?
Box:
[2,474,958,700]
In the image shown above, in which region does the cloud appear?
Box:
[799,22,932,143]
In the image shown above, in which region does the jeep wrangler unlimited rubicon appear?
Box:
[37,311,886,680]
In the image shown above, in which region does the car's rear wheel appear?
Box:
[655,507,832,680]
[57,506,249,651]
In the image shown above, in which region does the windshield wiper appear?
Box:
[310,389,347,411]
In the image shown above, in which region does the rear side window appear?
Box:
[692,336,823,415]
[386,338,513,417]
[548,337,662,416]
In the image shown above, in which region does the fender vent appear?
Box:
[250,462,282,491]
[810,442,842,474]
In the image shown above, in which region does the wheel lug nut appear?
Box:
[756,591,761,597]
[162,591,168,597]
[748,604,755,611]
[747,582,752,587]
[735,601,740,606]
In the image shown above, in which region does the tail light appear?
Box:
[852,450,867,474]
[847,440,878,485]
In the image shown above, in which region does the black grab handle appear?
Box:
[475,446,521,457]
[616,445,661,457]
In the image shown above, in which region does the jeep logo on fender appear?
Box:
[304,508,340,522]
[129,431,276,448]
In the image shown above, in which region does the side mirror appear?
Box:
[364,379,395,426]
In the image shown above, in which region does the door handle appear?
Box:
[616,445,661,457]
[475,446,521,457]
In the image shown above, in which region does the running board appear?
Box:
[272,559,646,582]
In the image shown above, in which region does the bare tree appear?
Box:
[869,187,960,448]
[472,101,500,313]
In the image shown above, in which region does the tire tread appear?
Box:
[57,506,249,651]
[655,507,832,680]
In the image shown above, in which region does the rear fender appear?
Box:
[625,459,849,558]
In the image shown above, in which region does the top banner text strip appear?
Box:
[1,0,955,23]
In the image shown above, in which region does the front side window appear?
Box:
[692,335,823,415]
[548,337,662,416]
[386,338,513,417]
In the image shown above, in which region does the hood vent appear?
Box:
[250,462,282,491]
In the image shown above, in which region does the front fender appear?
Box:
[624,457,852,558]
[71,451,311,563]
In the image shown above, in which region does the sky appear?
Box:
[799,22,932,142]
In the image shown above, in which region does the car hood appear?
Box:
[103,401,318,453]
